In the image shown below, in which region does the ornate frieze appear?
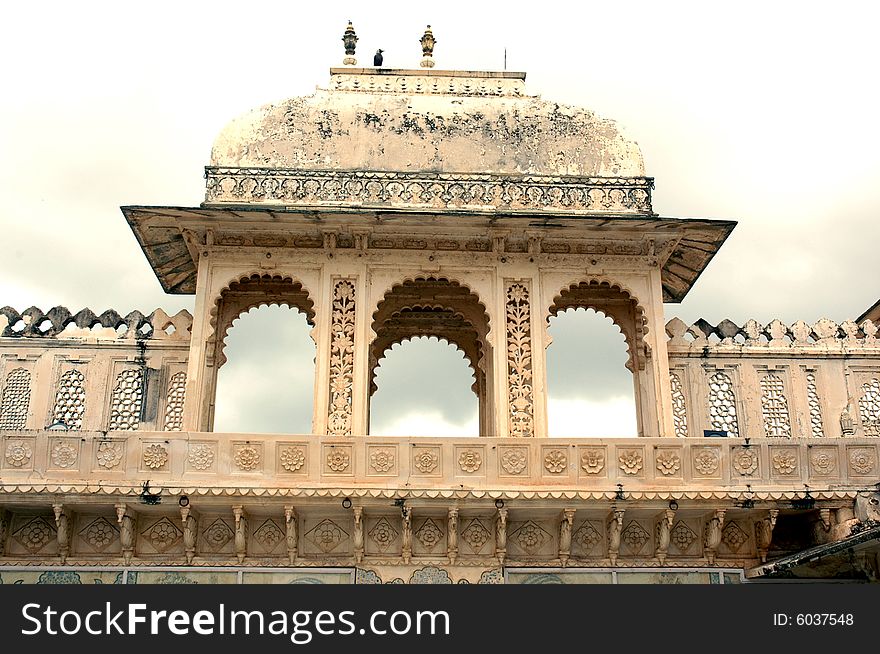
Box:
[204,168,654,215]
[328,279,356,437]
[506,281,534,437]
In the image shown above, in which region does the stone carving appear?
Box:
[760,374,791,437]
[108,369,143,431]
[284,506,297,563]
[458,449,482,473]
[143,517,182,553]
[401,507,413,563]
[5,439,33,467]
[655,450,681,476]
[810,450,836,475]
[205,168,654,215]
[233,508,247,563]
[233,444,261,471]
[511,520,550,555]
[704,509,725,564]
[203,518,234,552]
[409,566,453,585]
[580,449,605,474]
[52,369,86,430]
[755,510,779,563]
[543,449,567,474]
[187,444,215,471]
[415,518,444,552]
[326,448,351,472]
[772,449,797,475]
[506,282,534,437]
[368,517,399,552]
[163,371,186,431]
[96,441,123,469]
[461,519,491,554]
[254,519,284,553]
[14,517,54,553]
[618,449,643,475]
[328,279,356,437]
[50,440,78,468]
[181,508,197,564]
[656,509,675,563]
[621,521,650,555]
[279,446,306,472]
[608,509,625,565]
[573,521,602,554]
[858,378,880,436]
[142,443,168,470]
[305,518,349,553]
[0,368,30,430]
[666,317,880,348]
[707,370,739,436]
[670,521,698,554]
[53,505,70,562]
[805,372,824,437]
[495,508,508,564]
[80,517,118,553]
[413,449,439,473]
[693,449,720,476]
[118,511,134,564]
[721,521,748,553]
[669,372,688,438]
[369,449,395,473]
[501,447,528,474]
[447,509,458,563]
[849,448,876,475]
[732,448,759,476]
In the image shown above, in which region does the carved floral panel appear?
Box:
[328,279,357,437]
[506,281,534,437]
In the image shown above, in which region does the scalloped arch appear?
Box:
[371,335,480,396]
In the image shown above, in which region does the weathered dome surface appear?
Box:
[210,69,645,177]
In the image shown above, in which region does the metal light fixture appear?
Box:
[341,497,352,509]
[495,498,505,509]
[668,499,679,511]
[178,495,190,508]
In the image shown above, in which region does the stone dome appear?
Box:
[210,69,646,178]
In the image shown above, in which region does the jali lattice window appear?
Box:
[760,373,791,437]
[707,370,739,436]
[52,369,86,430]
[108,369,143,431]
[858,378,880,437]
[805,372,824,437]
[669,372,688,438]
[0,368,31,430]
[164,371,187,431]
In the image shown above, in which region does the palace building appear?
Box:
[0,24,877,584]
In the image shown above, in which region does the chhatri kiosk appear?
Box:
[0,25,877,584]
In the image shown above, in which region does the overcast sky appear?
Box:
[2,2,878,436]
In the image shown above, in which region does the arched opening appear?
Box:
[546,280,648,437]
[213,304,315,433]
[370,277,493,435]
[546,308,638,437]
[203,273,316,433]
[369,336,479,436]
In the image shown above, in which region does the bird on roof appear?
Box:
[373,49,384,66]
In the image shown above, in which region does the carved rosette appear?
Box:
[655,450,681,476]
[506,281,534,437]
[732,448,759,476]
[279,446,306,472]
[142,443,168,470]
[771,449,797,475]
[618,450,644,475]
[95,441,124,469]
[580,449,605,474]
[328,279,356,436]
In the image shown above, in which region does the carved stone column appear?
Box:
[495,507,508,565]
[327,278,357,436]
[284,506,298,564]
[233,506,247,564]
[608,508,625,565]
[704,509,725,564]
[504,280,536,437]
[352,506,364,563]
[559,508,575,566]
[447,508,459,564]
[180,507,197,565]
[401,507,413,564]
[656,508,675,564]
[116,504,135,565]
[53,503,70,564]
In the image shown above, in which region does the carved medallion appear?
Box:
[655,450,681,476]
[142,443,168,470]
[543,449,567,474]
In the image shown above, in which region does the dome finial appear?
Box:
[419,25,436,68]
[342,21,358,66]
